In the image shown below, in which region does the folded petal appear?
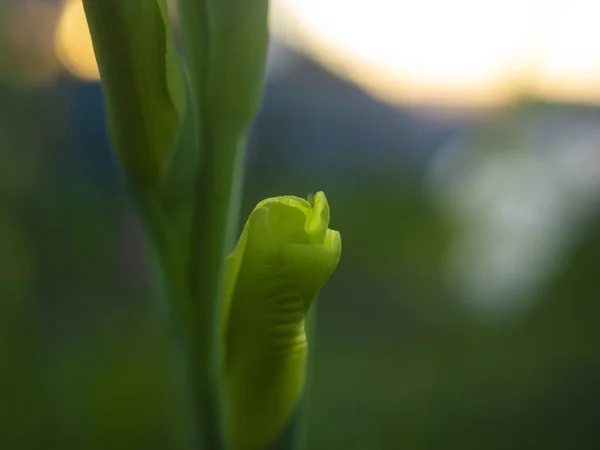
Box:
[221,191,341,450]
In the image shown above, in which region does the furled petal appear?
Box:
[221,191,341,450]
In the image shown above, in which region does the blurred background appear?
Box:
[2,0,600,448]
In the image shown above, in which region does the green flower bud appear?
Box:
[82,0,185,190]
[221,191,341,450]
[178,0,270,142]
[207,0,270,131]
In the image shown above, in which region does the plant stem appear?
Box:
[188,124,245,450]
[128,188,201,449]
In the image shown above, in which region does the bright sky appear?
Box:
[55,0,600,106]
[55,0,99,81]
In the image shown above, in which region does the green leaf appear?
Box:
[82,0,185,191]
[221,192,341,450]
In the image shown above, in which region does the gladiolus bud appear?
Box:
[221,192,341,450]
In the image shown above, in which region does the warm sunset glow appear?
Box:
[271,0,600,106]
[51,0,600,102]
[55,0,99,81]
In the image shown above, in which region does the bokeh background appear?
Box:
[2,0,600,449]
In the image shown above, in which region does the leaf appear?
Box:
[221,192,341,450]
[82,0,185,191]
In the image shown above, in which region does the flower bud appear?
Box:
[221,192,341,450]
[82,0,185,190]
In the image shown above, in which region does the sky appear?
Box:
[52,0,600,107]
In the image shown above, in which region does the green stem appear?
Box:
[127,188,201,449]
[188,125,245,450]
